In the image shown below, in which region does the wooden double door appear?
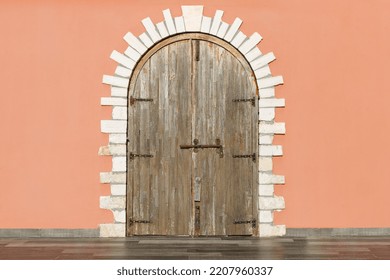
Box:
[127,34,258,236]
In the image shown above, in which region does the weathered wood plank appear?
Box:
[147,44,159,235]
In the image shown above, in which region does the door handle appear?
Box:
[180,139,224,158]
[180,138,221,149]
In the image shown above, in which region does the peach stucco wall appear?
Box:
[1,0,390,229]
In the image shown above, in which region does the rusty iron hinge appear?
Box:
[130,96,153,105]
[180,139,224,158]
[232,153,256,162]
[129,218,151,226]
[129,152,153,160]
[232,97,256,107]
[233,219,257,228]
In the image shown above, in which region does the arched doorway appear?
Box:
[127,34,258,236]
[100,6,286,237]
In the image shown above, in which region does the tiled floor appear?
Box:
[0,236,389,260]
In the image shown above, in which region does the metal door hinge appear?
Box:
[233,153,256,162]
[232,97,256,107]
[130,96,153,105]
[129,218,151,226]
[233,219,257,228]
[129,152,154,160]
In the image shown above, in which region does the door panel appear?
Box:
[193,40,258,236]
[127,35,258,236]
[128,40,193,235]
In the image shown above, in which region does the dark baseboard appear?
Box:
[286,228,390,237]
[1,228,389,238]
[0,228,99,238]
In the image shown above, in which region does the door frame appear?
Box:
[100,5,286,237]
[126,34,259,237]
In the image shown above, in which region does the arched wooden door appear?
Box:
[127,34,258,236]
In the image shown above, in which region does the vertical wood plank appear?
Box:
[149,47,161,235]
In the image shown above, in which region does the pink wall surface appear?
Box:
[1,0,390,229]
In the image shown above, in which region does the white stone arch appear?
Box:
[99,5,286,237]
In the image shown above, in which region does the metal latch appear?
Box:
[130,96,153,105]
[233,153,256,162]
[129,152,153,161]
[180,139,224,158]
[129,218,151,226]
[232,97,256,107]
[233,219,257,228]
